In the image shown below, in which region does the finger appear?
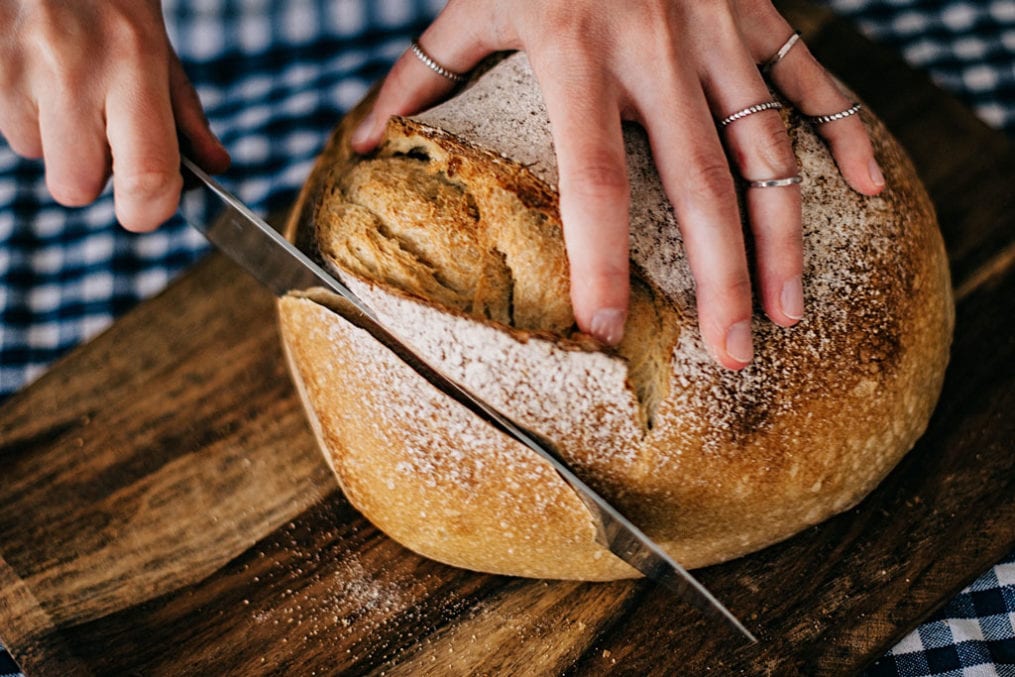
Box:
[0,54,44,158]
[170,53,229,174]
[350,2,498,153]
[0,95,43,159]
[530,54,630,345]
[105,54,181,232]
[37,86,111,207]
[704,38,803,327]
[747,17,884,195]
[638,64,755,369]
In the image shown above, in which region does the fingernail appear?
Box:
[590,308,626,346]
[351,112,375,149]
[781,276,804,321]
[725,320,753,364]
[868,158,885,188]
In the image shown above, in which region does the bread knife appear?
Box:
[178,156,757,644]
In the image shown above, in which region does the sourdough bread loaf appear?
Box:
[278,53,953,579]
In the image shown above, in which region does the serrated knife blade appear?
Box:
[178,156,757,644]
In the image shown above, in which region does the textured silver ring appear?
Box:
[409,40,467,83]
[808,102,862,124]
[719,100,783,127]
[762,30,802,73]
[748,176,803,188]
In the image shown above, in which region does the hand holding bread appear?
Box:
[0,0,229,231]
[351,0,887,369]
[281,47,952,579]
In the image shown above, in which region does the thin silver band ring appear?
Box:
[808,103,863,124]
[763,31,802,73]
[748,176,803,188]
[409,40,467,83]
[719,100,784,127]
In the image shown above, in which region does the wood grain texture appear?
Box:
[1,2,1012,674]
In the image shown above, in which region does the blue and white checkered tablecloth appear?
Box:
[0,1,1012,675]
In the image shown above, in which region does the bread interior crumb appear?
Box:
[315,133,679,429]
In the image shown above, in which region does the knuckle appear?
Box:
[751,120,796,175]
[683,154,736,203]
[726,273,753,300]
[593,260,630,289]
[709,273,753,310]
[560,157,630,200]
[115,167,181,199]
[105,15,164,63]
[680,0,736,29]
[20,2,61,43]
[736,0,775,25]
[572,245,630,281]
[26,16,87,86]
[755,228,803,265]
[540,5,582,39]
[532,4,605,57]
[535,34,588,71]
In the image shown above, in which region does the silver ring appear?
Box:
[409,40,467,83]
[748,176,802,188]
[762,31,802,73]
[808,103,862,125]
[719,100,783,127]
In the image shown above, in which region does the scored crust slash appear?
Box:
[278,53,952,598]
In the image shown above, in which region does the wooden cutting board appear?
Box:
[1,2,1012,674]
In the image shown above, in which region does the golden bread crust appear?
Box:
[278,53,953,577]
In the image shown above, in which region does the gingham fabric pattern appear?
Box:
[866,557,1015,676]
[824,0,1015,132]
[0,1,1012,676]
[0,0,444,395]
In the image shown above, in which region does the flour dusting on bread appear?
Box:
[278,52,953,576]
